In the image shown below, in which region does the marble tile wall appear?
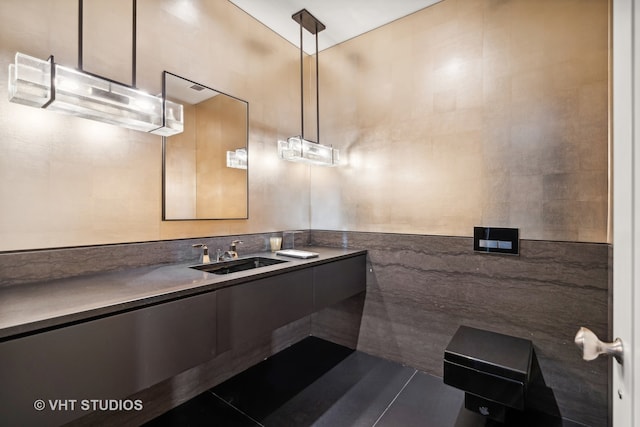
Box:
[0,231,310,287]
[310,230,609,427]
[311,292,366,349]
[0,229,609,425]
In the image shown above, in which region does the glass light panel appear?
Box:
[7,52,185,135]
[8,53,52,107]
[47,64,163,132]
[278,136,339,166]
[151,100,184,136]
[226,148,248,169]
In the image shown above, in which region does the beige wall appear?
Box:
[165,95,248,220]
[195,94,247,219]
[165,103,197,219]
[0,0,610,251]
[0,0,311,251]
[311,0,609,242]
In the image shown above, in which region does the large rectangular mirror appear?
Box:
[162,72,248,220]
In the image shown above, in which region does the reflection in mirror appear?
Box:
[162,72,248,220]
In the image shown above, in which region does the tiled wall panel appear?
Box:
[311,230,609,427]
[0,231,309,287]
[0,230,610,425]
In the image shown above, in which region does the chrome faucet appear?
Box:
[192,244,210,263]
[220,240,242,260]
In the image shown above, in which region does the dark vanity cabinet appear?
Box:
[0,291,217,427]
[313,254,366,310]
[217,268,314,353]
[0,252,366,426]
[217,254,366,352]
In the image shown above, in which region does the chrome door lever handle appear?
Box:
[574,327,623,364]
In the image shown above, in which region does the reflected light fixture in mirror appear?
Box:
[277,9,339,167]
[227,148,247,169]
[162,72,249,220]
[7,0,183,136]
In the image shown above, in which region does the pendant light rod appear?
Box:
[292,9,325,143]
[278,10,339,167]
[78,0,83,70]
[315,24,319,143]
[132,0,137,87]
[299,19,304,140]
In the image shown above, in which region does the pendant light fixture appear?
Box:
[278,9,339,167]
[7,0,183,136]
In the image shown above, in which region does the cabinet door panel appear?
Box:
[217,269,313,352]
[0,291,216,426]
[313,255,366,310]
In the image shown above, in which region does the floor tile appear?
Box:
[374,371,470,427]
[142,391,260,427]
[501,410,589,427]
[375,371,586,427]
[147,337,590,427]
[561,420,589,427]
[262,352,415,427]
[212,336,355,421]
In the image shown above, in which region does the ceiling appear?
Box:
[165,73,220,105]
[228,0,443,54]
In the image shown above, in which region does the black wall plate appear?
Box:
[473,227,519,255]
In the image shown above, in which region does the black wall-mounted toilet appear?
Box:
[444,326,560,425]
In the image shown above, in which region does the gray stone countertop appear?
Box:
[0,247,366,340]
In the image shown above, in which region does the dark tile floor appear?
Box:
[144,337,586,427]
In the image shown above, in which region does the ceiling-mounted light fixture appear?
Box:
[278,9,339,167]
[7,0,183,136]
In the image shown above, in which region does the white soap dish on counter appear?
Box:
[275,249,319,259]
